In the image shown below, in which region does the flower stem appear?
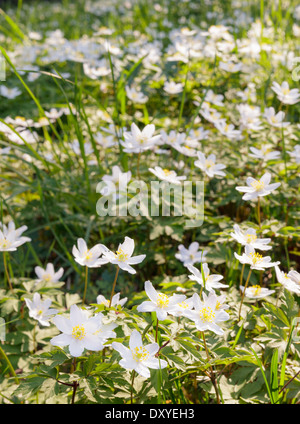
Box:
[257,197,261,230]
[0,344,19,384]
[202,331,220,404]
[131,370,136,404]
[3,252,13,292]
[109,266,120,307]
[155,318,159,343]
[239,263,245,288]
[82,266,89,305]
[137,152,141,180]
[238,268,252,321]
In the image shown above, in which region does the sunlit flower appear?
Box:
[163,81,183,95]
[24,293,58,327]
[230,224,272,251]
[50,304,106,357]
[187,263,228,291]
[126,86,148,104]
[35,263,64,284]
[288,145,300,164]
[249,145,281,162]
[271,81,300,105]
[121,123,161,153]
[175,242,207,267]
[234,245,280,271]
[275,266,300,295]
[102,236,146,274]
[236,172,281,201]
[239,285,275,299]
[137,280,186,320]
[112,329,167,378]
[184,292,230,335]
[97,292,128,308]
[0,221,31,252]
[149,166,186,185]
[72,238,109,268]
[194,152,226,178]
[264,107,290,127]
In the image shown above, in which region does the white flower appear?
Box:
[288,145,300,164]
[149,166,186,185]
[184,292,230,335]
[70,140,93,156]
[205,89,224,107]
[171,296,194,317]
[97,292,127,308]
[271,81,300,105]
[214,120,242,140]
[230,224,272,251]
[175,242,207,267]
[100,165,131,198]
[219,61,242,73]
[275,266,300,295]
[249,145,281,162]
[125,86,148,104]
[121,123,161,153]
[163,81,183,95]
[35,263,64,284]
[72,238,109,268]
[0,221,31,252]
[264,107,290,127]
[234,245,280,271]
[187,263,228,291]
[102,236,146,274]
[137,280,186,320]
[240,285,275,299]
[24,293,58,327]
[50,304,106,357]
[112,330,167,378]
[236,172,281,201]
[194,152,226,178]
[0,86,22,99]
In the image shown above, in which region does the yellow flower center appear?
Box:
[250,252,263,264]
[157,293,169,308]
[249,285,262,296]
[199,306,215,322]
[132,346,149,362]
[282,88,290,95]
[37,309,43,316]
[43,274,52,282]
[205,160,214,168]
[85,250,92,260]
[178,301,189,309]
[246,234,257,244]
[115,248,129,262]
[251,180,265,191]
[216,301,221,310]
[0,239,10,249]
[163,169,172,176]
[72,325,86,340]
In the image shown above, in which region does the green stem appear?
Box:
[109,267,120,307]
[155,318,159,343]
[0,344,19,384]
[82,266,89,305]
[202,332,220,404]
[131,370,136,404]
[238,268,252,321]
[3,252,13,292]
